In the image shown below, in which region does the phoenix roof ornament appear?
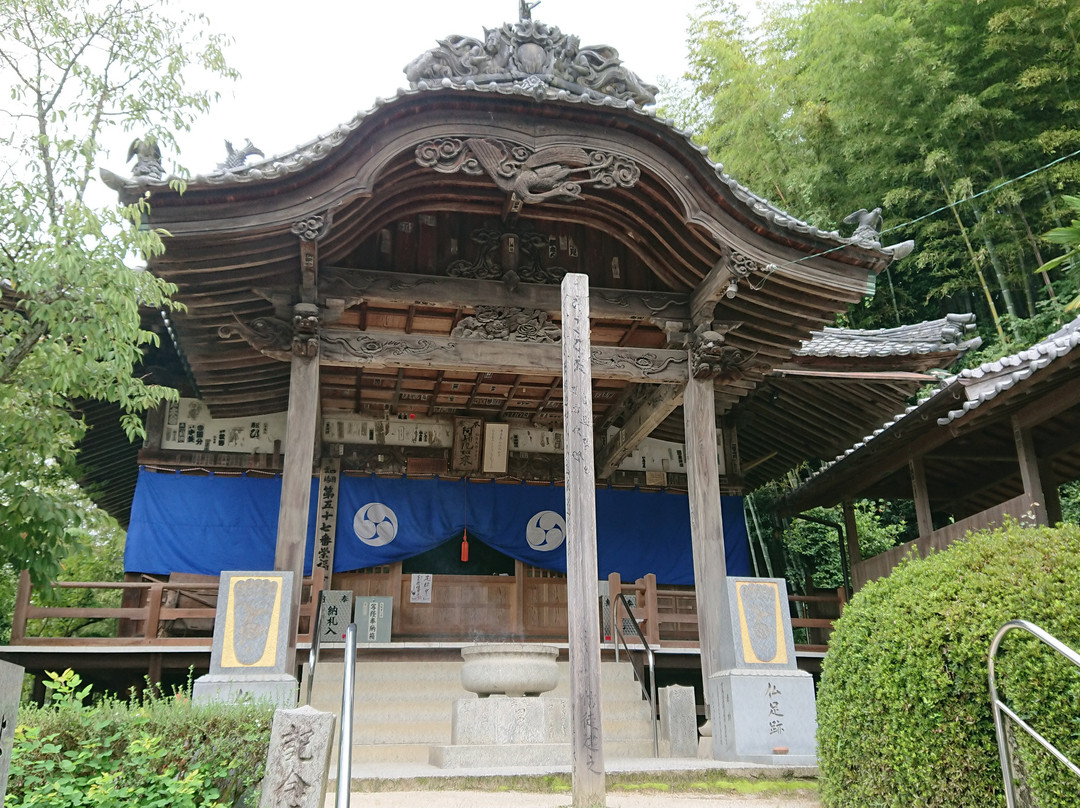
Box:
[404,11,658,106]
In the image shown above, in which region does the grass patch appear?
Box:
[348,771,818,796]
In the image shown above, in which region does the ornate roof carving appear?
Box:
[96,15,899,263]
[416,137,640,204]
[451,306,561,343]
[404,13,658,106]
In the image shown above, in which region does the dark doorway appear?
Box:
[401,533,516,576]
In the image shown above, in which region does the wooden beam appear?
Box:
[322,266,690,325]
[318,329,689,383]
[560,274,606,806]
[772,368,939,383]
[1010,373,1080,430]
[689,256,732,324]
[597,384,685,479]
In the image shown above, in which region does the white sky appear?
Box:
[102,0,731,177]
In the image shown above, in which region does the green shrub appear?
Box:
[817,522,1080,808]
[6,670,273,808]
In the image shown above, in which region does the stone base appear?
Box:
[708,669,817,765]
[451,695,569,745]
[192,673,298,707]
[429,742,570,768]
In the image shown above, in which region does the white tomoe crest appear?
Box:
[353,502,399,546]
[526,510,566,552]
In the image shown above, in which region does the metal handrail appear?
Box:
[304,589,326,706]
[336,623,357,808]
[989,619,1080,808]
[612,592,658,757]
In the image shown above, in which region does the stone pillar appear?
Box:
[659,684,698,758]
[0,660,24,803]
[259,705,335,808]
[275,303,321,674]
[561,273,606,808]
[708,577,817,764]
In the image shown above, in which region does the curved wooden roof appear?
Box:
[94,21,941,503]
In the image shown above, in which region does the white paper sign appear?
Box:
[409,573,432,604]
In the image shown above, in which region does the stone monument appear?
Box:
[429,643,571,767]
[659,684,698,758]
[707,577,817,764]
[0,660,24,803]
[193,570,298,706]
[258,705,335,808]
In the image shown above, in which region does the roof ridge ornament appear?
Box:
[404,11,658,106]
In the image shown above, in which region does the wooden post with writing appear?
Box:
[683,371,727,718]
[561,273,606,808]
[275,303,321,677]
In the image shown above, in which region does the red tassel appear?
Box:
[461,529,469,562]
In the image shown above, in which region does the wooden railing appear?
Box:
[607,572,844,653]
[10,568,324,646]
[10,564,842,653]
[851,493,1038,591]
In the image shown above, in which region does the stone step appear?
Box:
[327,735,666,771]
[341,712,654,742]
[308,656,658,759]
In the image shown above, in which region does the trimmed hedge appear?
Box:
[5,671,272,807]
[817,522,1080,808]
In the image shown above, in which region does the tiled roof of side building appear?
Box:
[795,313,982,359]
[808,315,1080,477]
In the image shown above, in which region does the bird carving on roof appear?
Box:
[843,207,883,245]
[127,137,163,179]
[465,137,595,204]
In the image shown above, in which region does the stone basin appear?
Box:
[460,643,559,697]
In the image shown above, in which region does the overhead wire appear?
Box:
[750,146,1080,288]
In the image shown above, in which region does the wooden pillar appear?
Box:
[560,273,606,808]
[908,457,933,538]
[1040,458,1062,525]
[275,303,321,674]
[841,500,861,565]
[683,371,726,711]
[1013,417,1049,525]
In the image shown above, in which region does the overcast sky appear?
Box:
[102,0,741,177]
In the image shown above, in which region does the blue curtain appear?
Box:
[125,472,318,575]
[126,469,751,584]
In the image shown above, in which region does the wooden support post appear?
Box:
[1013,417,1048,525]
[642,573,659,645]
[12,569,31,642]
[561,273,606,808]
[908,458,934,538]
[683,372,727,716]
[606,572,622,643]
[1040,458,1062,525]
[514,559,526,636]
[275,305,321,675]
[841,501,861,565]
[145,583,163,640]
